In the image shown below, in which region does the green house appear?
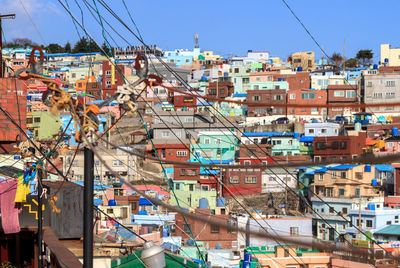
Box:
[269,135,300,156]
[30,111,61,140]
[170,180,217,210]
[190,131,238,163]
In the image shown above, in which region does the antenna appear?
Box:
[193,33,199,48]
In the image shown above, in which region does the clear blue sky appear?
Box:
[1,0,399,62]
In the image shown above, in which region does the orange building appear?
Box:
[75,76,96,91]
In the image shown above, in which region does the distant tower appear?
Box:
[193,33,199,48]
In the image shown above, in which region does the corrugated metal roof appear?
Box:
[374,224,400,236]
[374,165,394,172]
[327,165,359,170]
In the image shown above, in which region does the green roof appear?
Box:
[374,224,400,236]
[111,250,205,268]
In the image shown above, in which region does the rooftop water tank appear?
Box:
[244,252,251,262]
[199,198,209,209]
[215,243,222,249]
[385,58,389,63]
[248,50,253,53]
[141,240,165,268]
[371,179,378,186]
[393,128,399,136]
[364,165,371,172]
[297,66,303,72]
[368,203,376,211]
[278,78,284,81]
[373,64,378,70]
[217,197,226,207]
[108,199,116,206]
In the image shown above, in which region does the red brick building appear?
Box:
[174,208,237,248]
[146,143,190,161]
[86,81,103,99]
[206,81,234,99]
[287,88,327,118]
[222,167,264,196]
[313,132,367,162]
[102,60,132,99]
[0,78,27,153]
[238,144,272,165]
[173,164,200,181]
[172,95,197,111]
[247,89,287,117]
[327,84,359,118]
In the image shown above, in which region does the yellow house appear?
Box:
[381,44,400,66]
[288,51,316,72]
[311,164,382,199]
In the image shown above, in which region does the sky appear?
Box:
[1,0,400,62]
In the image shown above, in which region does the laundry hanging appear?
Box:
[14,175,30,203]
[0,181,20,234]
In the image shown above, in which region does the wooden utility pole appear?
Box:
[0,13,15,78]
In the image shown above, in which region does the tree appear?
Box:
[345,58,359,68]
[72,37,89,53]
[356,49,373,66]
[64,42,72,53]
[330,52,344,67]
[101,42,113,57]
[46,43,65,53]
[4,38,37,48]
[88,39,101,53]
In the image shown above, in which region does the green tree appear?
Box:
[88,39,101,52]
[72,37,89,53]
[101,42,113,57]
[330,52,344,67]
[46,43,65,53]
[64,42,72,53]
[345,58,359,68]
[356,49,373,66]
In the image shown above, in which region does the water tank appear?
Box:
[368,203,376,211]
[371,179,378,186]
[215,243,222,249]
[163,229,168,238]
[278,78,284,81]
[216,197,226,207]
[186,239,194,246]
[201,76,207,81]
[297,66,303,72]
[354,122,362,131]
[138,210,147,215]
[364,165,371,172]
[243,261,250,268]
[141,241,165,268]
[393,128,399,136]
[199,198,209,209]
[248,50,253,53]
[244,253,251,262]
[108,199,116,206]
[385,58,389,63]
[373,64,378,70]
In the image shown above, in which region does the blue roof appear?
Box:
[203,159,233,165]
[312,167,328,174]
[327,165,359,170]
[243,132,299,138]
[87,100,119,106]
[374,165,394,172]
[199,169,220,175]
[139,198,154,206]
[232,93,247,98]
[300,136,314,142]
[94,198,103,206]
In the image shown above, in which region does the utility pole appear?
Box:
[84,147,94,268]
[0,13,15,78]
[37,166,44,268]
[358,198,362,236]
[343,38,346,74]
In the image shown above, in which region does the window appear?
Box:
[289,93,296,100]
[162,131,170,138]
[211,225,220,233]
[311,107,318,113]
[339,189,345,196]
[274,95,283,101]
[290,227,299,235]
[215,138,221,144]
[355,188,360,196]
[386,92,395,99]
[334,91,345,97]
[185,117,194,123]
[367,81,372,87]
[342,207,348,214]
[230,176,239,183]
[366,220,373,227]
[187,169,197,176]
[112,160,123,166]
[106,80,111,88]
[316,142,326,149]
[309,129,315,134]
[318,174,323,181]
[321,128,327,134]
[245,176,257,184]
[340,172,346,179]
[107,208,114,214]
[34,117,40,123]
[243,78,249,84]
[244,160,251,166]
[346,90,356,98]
[201,185,209,191]
[175,183,180,190]
[355,172,363,179]
[253,95,260,101]
[269,177,275,181]
[234,68,239,73]
[301,93,315,99]
[386,80,396,87]
[95,161,100,166]
[189,184,194,191]
[180,169,185,176]
[26,118,33,124]
[204,138,210,144]
[177,151,188,157]
[387,221,392,225]
[329,207,334,213]
[340,141,347,149]
[182,224,191,233]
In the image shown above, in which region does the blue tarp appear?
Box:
[327,165,359,170]
[243,132,300,138]
[94,198,103,206]
[203,159,233,165]
[374,165,394,172]
[300,136,314,142]
[139,198,154,206]
[232,93,247,98]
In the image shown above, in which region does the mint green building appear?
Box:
[250,81,288,90]
[230,65,250,93]
[270,135,300,156]
[170,180,217,210]
[190,131,238,163]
